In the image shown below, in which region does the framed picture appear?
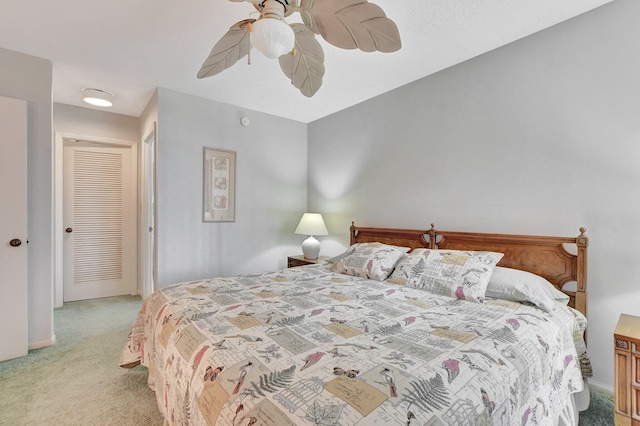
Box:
[203,147,236,222]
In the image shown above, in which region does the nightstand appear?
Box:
[614,313,640,425]
[287,255,328,268]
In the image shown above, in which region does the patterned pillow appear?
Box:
[387,249,504,302]
[333,243,410,281]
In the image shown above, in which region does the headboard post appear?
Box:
[575,227,589,317]
[428,223,437,249]
[350,221,357,246]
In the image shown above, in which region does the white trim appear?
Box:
[587,379,614,396]
[54,133,64,307]
[28,334,56,351]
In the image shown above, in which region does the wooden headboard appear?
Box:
[349,224,432,250]
[350,222,588,316]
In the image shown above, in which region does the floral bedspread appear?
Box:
[120,264,584,425]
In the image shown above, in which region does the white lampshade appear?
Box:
[251,17,295,59]
[295,213,328,236]
[82,88,114,107]
[295,213,328,260]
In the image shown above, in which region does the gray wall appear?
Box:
[54,103,140,142]
[0,48,53,347]
[307,0,640,392]
[155,88,307,286]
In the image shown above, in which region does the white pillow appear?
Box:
[485,266,570,312]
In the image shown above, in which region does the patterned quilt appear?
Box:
[120,264,585,425]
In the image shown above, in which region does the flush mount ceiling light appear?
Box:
[82,88,115,107]
[197,0,401,97]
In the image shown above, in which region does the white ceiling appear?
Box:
[0,0,613,123]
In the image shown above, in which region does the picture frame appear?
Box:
[203,147,236,222]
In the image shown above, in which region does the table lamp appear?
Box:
[294,213,328,259]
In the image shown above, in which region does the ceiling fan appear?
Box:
[197,0,402,97]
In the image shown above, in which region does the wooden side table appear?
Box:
[614,313,640,425]
[287,255,328,268]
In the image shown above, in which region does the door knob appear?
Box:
[65,228,73,233]
[9,239,22,247]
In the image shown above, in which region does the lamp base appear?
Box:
[301,236,321,260]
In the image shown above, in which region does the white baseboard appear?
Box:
[587,379,614,396]
[28,334,56,351]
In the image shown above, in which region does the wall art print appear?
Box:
[203,147,236,222]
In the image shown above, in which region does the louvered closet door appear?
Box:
[63,146,136,302]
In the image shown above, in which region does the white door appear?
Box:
[63,144,137,301]
[0,96,28,361]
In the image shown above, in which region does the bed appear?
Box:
[120,223,590,425]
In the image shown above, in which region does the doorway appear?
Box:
[54,133,139,305]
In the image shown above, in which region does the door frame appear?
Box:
[139,123,158,299]
[54,132,138,307]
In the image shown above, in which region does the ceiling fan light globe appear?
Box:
[251,18,295,59]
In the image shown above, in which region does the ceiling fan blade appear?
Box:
[197,19,255,79]
[301,0,401,53]
[279,24,325,97]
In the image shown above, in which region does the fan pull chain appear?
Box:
[289,48,296,85]
[246,23,252,65]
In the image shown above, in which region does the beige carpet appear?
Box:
[0,295,612,425]
[0,296,162,425]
